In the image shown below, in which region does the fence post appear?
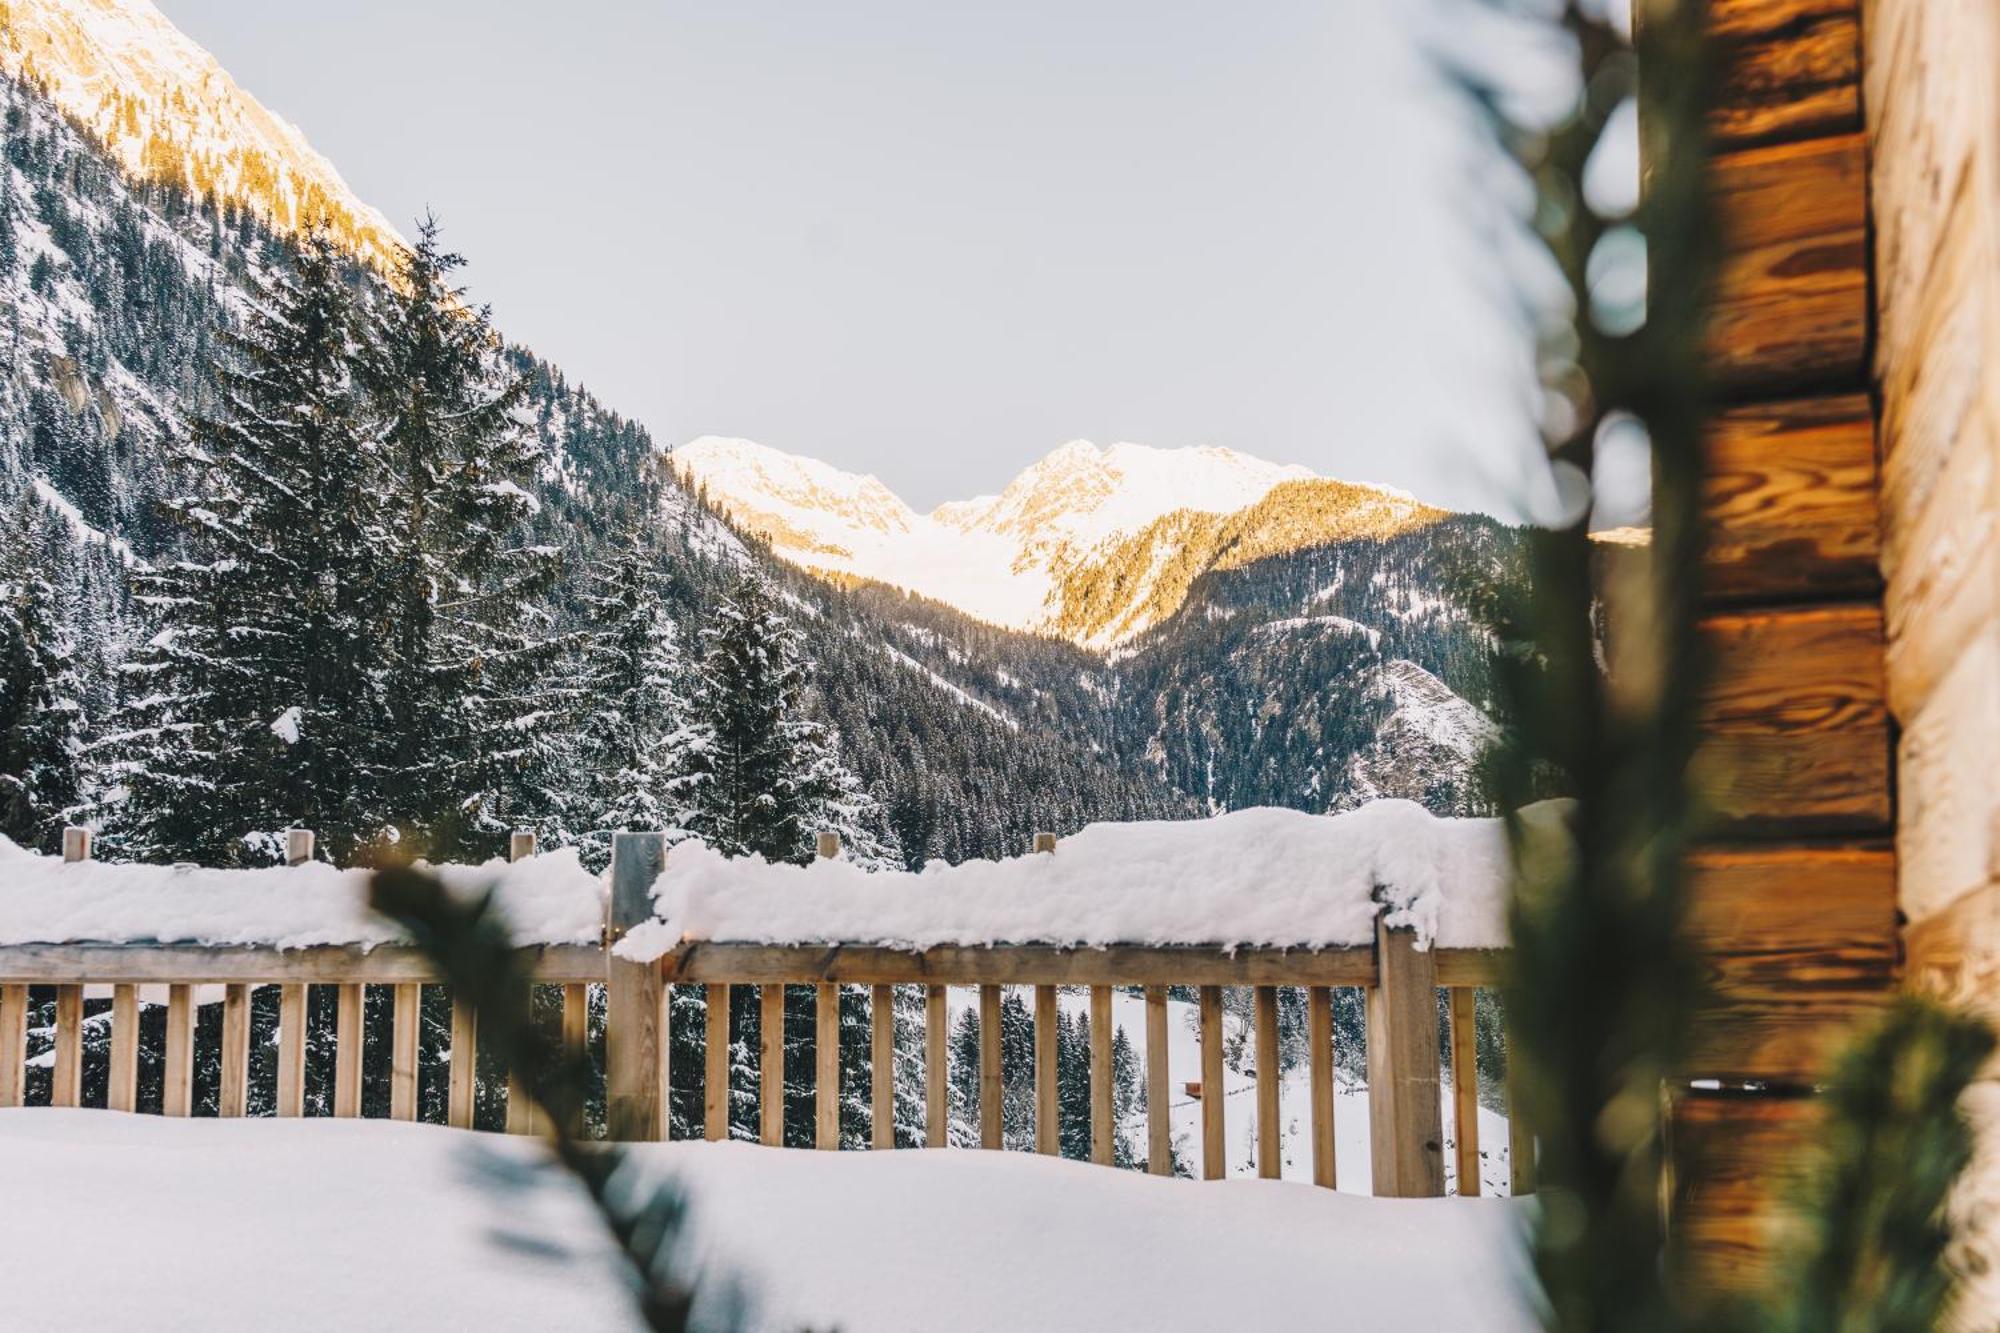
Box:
[506,831,541,1135]
[607,831,667,1141]
[54,827,90,1107]
[509,830,538,863]
[1366,912,1445,1197]
[815,830,841,1147]
[816,831,842,861]
[61,825,91,863]
[278,829,313,1117]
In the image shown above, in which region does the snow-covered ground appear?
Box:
[0,1109,1533,1331]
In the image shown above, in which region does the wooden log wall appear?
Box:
[1862,0,2000,1321]
[1670,0,1897,1294]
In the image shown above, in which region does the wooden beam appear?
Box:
[605,832,667,1142]
[110,983,140,1113]
[1199,985,1225,1181]
[705,982,730,1142]
[871,983,895,1149]
[1308,985,1337,1189]
[1449,988,1481,1197]
[1672,1091,1819,1296]
[1508,1054,1536,1196]
[658,940,1378,988]
[979,984,1002,1150]
[0,984,25,1108]
[1089,985,1114,1167]
[51,984,81,1108]
[219,984,250,1117]
[1034,983,1058,1155]
[447,991,477,1130]
[334,982,364,1119]
[276,983,307,1117]
[163,984,193,1116]
[390,983,419,1122]
[761,983,786,1146]
[1145,985,1171,1175]
[1703,395,1880,603]
[1367,921,1445,1197]
[1254,985,1281,1179]
[816,982,840,1149]
[562,982,588,1138]
[925,984,948,1149]
[1709,0,1860,149]
[0,942,605,985]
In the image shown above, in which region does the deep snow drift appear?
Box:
[0,1110,1533,1332]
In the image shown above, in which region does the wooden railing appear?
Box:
[0,827,1532,1198]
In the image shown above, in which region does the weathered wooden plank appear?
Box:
[706,982,730,1142]
[391,983,420,1122]
[1703,395,1880,602]
[562,982,588,1137]
[1308,985,1337,1190]
[1698,603,1890,836]
[606,832,667,1142]
[1436,950,1505,988]
[979,984,1002,1150]
[334,982,364,1119]
[0,942,605,985]
[1034,983,1059,1155]
[447,991,477,1130]
[1896,630,2000,925]
[0,983,25,1107]
[1456,984,1488,1192]
[1145,984,1171,1175]
[657,941,1377,988]
[1254,985,1281,1180]
[1906,881,2000,1048]
[1709,133,1868,393]
[925,984,948,1149]
[218,983,249,1117]
[110,983,140,1113]
[761,983,786,1147]
[1685,843,1896,1080]
[816,982,840,1149]
[1199,985,1225,1181]
[1709,0,1860,148]
[50,984,82,1108]
[163,983,193,1117]
[275,983,307,1117]
[1090,985,1114,1167]
[1367,923,1445,1197]
[1672,1092,1818,1295]
[872,983,895,1150]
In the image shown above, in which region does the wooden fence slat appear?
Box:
[761,983,786,1146]
[816,982,839,1149]
[1145,985,1170,1175]
[563,982,588,1137]
[705,982,731,1142]
[277,982,307,1117]
[110,983,140,1113]
[505,983,540,1136]
[0,984,25,1108]
[1199,985,1225,1180]
[52,983,82,1108]
[606,832,667,1142]
[219,984,250,1117]
[390,983,419,1122]
[1509,1053,1536,1195]
[1367,920,1445,1197]
[1308,985,1336,1189]
[163,983,194,1116]
[1449,987,1481,1197]
[871,983,895,1150]
[925,984,948,1149]
[335,982,364,1119]
[1034,983,1058,1155]
[1089,985,1113,1166]
[448,991,477,1130]
[979,984,1002,1150]
[1254,984,1281,1180]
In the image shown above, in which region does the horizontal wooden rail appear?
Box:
[660,941,1417,987]
[0,942,605,986]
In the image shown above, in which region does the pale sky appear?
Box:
[156,0,1585,519]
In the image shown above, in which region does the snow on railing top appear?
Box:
[617,800,1529,961]
[0,836,606,950]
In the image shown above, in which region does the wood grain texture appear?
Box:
[762,983,786,1147]
[815,982,839,1149]
[872,983,895,1150]
[110,984,140,1113]
[1449,988,1481,1196]
[0,984,24,1107]
[1146,985,1172,1175]
[447,991,477,1130]
[1672,1092,1819,1296]
[562,983,588,1138]
[1905,880,2000,1040]
[705,982,730,1142]
[0,942,603,985]
[1684,844,1898,1081]
[162,984,193,1117]
[334,982,364,1119]
[1254,985,1281,1180]
[658,941,1376,988]
[1366,924,1445,1198]
[1704,395,1881,601]
[218,983,249,1117]
[1090,985,1114,1167]
[1034,983,1059,1155]
[52,983,81,1108]
[1199,985,1225,1181]
[1698,603,1890,835]
[390,983,419,1122]
[979,984,1002,1150]
[1710,133,1869,393]
[1895,630,2000,924]
[1710,0,1861,148]
[1309,986,1337,1190]
[925,985,948,1149]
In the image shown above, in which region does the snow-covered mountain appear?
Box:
[0,0,405,271]
[671,436,1446,646]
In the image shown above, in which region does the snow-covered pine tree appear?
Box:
[363,215,560,858]
[108,229,383,863]
[0,572,85,851]
[570,525,691,863]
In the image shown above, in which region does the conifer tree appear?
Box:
[0,572,84,850]
[363,215,558,857]
[110,229,381,863]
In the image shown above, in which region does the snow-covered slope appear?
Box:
[0,0,405,271]
[671,436,1442,645]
